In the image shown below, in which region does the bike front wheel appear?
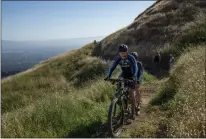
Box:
[108,97,124,137]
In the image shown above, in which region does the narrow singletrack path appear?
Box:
[121,83,161,137]
[92,82,162,138]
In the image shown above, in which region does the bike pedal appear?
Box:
[135,107,140,116]
[136,111,140,116]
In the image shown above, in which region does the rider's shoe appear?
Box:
[137,105,140,111]
[135,103,141,115]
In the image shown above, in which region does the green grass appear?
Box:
[2,78,115,137]
[164,46,206,137]
[1,38,158,137]
[2,9,205,138]
[1,43,108,114]
[128,16,206,137]
[160,18,206,57]
[149,85,176,108]
[1,42,115,137]
[130,46,206,137]
[142,71,157,83]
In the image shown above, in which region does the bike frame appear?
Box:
[114,77,130,100]
[106,77,134,137]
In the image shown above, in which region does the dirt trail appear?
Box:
[121,83,161,137]
[93,82,162,138]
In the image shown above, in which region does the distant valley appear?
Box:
[2,36,104,78]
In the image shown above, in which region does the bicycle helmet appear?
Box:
[118,44,128,52]
[131,52,138,60]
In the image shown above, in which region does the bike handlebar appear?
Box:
[105,78,134,83]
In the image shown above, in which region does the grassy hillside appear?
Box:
[160,15,206,57]
[123,45,205,138]
[2,77,114,137]
[2,1,205,137]
[2,43,112,137]
[1,42,156,137]
[122,18,206,137]
[92,0,206,59]
[2,44,103,113]
[155,46,205,137]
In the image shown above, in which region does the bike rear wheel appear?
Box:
[108,98,124,137]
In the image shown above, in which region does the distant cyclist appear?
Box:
[153,52,161,72]
[131,52,143,112]
[169,54,175,70]
[105,44,138,120]
[93,40,97,45]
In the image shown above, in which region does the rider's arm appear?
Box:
[128,55,138,77]
[107,56,121,78]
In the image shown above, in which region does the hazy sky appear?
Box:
[2,1,155,41]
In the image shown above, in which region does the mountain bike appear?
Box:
[105,77,136,137]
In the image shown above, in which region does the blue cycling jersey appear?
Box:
[107,54,138,79]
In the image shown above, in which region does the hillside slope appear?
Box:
[1,42,156,137]
[122,45,205,137]
[2,0,206,138]
[1,43,112,137]
[92,0,206,70]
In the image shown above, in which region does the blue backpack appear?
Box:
[137,61,143,79]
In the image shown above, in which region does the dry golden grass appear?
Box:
[1,42,115,137]
[167,46,206,137]
[1,40,157,137]
[128,46,205,137]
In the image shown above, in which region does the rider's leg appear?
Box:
[128,86,136,119]
[136,84,140,107]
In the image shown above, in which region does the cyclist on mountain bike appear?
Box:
[131,52,143,112]
[105,44,138,120]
